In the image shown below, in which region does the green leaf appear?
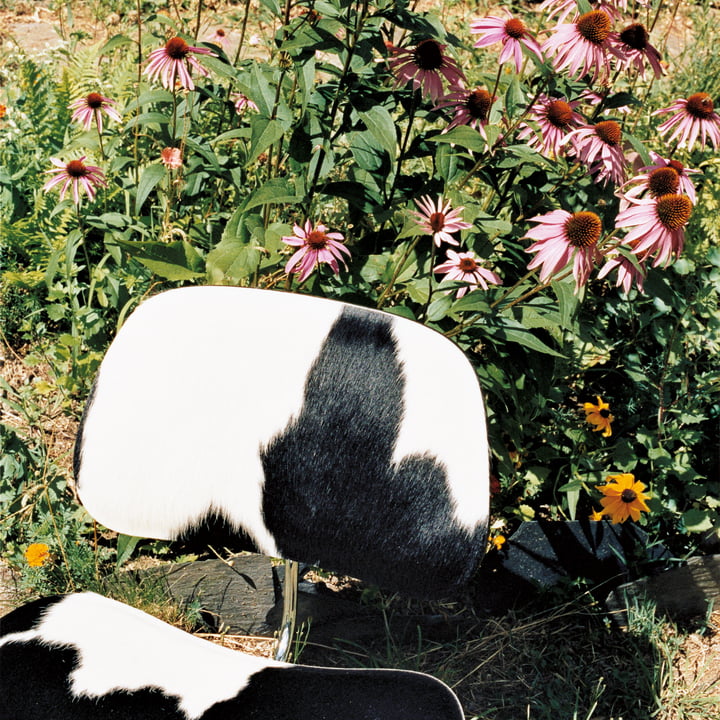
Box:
[552,278,579,329]
[99,34,133,54]
[487,317,566,357]
[426,293,454,322]
[429,126,487,153]
[116,239,204,281]
[134,164,166,213]
[116,534,141,568]
[247,116,286,165]
[358,106,397,158]
[241,178,301,212]
[206,208,263,283]
[682,508,714,533]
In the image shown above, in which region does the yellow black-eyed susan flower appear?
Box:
[583,395,614,437]
[599,474,650,524]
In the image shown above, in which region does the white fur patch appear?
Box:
[1,593,284,719]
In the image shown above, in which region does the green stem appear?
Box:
[376,236,421,309]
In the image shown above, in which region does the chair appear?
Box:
[0,592,465,720]
[70,286,489,714]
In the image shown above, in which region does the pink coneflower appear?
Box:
[524,209,603,290]
[145,36,216,91]
[542,10,615,83]
[597,250,646,293]
[516,95,584,157]
[411,195,472,247]
[654,92,720,151]
[388,39,466,102]
[282,220,351,282]
[435,87,495,136]
[434,249,501,297]
[569,120,627,185]
[612,23,663,79]
[43,157,107,205]
[618,152,699,208]
[469,13,543,73]
[614,194,693,267]
[540,0,629,24]
[68,92,121,133]
[160,147,182,169]
[205,28,229,46]
[231,92,258,115]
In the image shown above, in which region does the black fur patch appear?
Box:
[260,307,485,599]
[0,596,63,637]
[204,665,464,720]
[0,640,184,720]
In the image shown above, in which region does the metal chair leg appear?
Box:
[274,558,298,662]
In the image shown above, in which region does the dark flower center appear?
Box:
[685,92,714,120]
[621,488,637,503]
[577,10,611,45]
[86,92,105,108]
[165,36,190,59]
[595,120,622,145]
[413,40,444,71]
[65,160,89,178]
[429,212,446,232]
[564,211,602,248]
[306,230,329,248]
[619,23,648,51]
[466,89,493,120]
[599,408,611,418]
[656,194,692,230]
[667,159,685,174]
[648,167,680,197]
[504,18,526,39]
[547,100,573,128]
[215,28,226,37]
[458,257,478,272]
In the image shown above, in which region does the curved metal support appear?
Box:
[274,558,298,662]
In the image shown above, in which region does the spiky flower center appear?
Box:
[595,120,622,146]
[564,211,602,248]
[466,89,493,120]
[306,230,329,248]
[619,23,648,51]
[165,36,190,59]
[65,160,90,178]
[504,18,526,39]
[656,194,692,230]
[547,100,573,128]
[429,212,446,233]
[667,159,685,174]
[599,408,611,418]
[458,257,478,272]
[577,10,611,45]
[685,92,714,120]
[413,40,444,71]
[648,167,679,197]
[215,28,226,37]
[621,488,637,503]
[86,92,105,109]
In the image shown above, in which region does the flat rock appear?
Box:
[137,555,277,635]
[473,520,670,613]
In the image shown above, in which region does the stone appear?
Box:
[139,555,278,635]
[473,520,670,614]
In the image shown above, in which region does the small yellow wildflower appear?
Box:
[589,509,603,522]
[583,395,614,437]
[491,535,506,551]
[24,543,51,568]
[599,474,650,524]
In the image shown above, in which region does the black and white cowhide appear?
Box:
[0,592,465,720]
[74,287,489,598]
